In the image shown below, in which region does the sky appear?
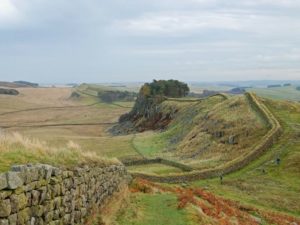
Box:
[0,0,300,83]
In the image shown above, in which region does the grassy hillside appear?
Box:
[116,94,300,224]
[0,132,119,172]
[131,94,268,171]
[189,98,300,217]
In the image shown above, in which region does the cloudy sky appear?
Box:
[0,0,300,83]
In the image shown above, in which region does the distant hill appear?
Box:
[13,81,39,87]
[0,81,38,88]
[189,88,245,98]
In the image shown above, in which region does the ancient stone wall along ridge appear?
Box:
[0,163,129,225]
[130,92,282,183]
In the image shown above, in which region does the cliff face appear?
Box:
[0,163,129,225]
[111,80,189,134]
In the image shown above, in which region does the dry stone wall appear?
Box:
[0,163,129,225]
[122,157,193,172]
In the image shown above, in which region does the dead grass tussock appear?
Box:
[0,131,120,171]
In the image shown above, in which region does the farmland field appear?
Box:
[0,86,139,170]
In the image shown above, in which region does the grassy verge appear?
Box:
[0,132,119,172]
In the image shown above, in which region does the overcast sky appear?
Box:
[0,0,300,83]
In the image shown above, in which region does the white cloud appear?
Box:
[114,11,242,35]
[0,0,21,26]
[240,0,300,7]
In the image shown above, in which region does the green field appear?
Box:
[247,85,300,101]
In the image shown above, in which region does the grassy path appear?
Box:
[117,192,194,225]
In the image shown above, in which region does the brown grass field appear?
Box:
[0,87,138,168]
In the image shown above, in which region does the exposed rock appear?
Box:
[8,214,17,225]
[0,199,11,217]
[0,219,8,225]
[6,172,23,189]
[10,193,28,212]
[228,135,238,145]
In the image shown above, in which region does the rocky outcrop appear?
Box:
[111,80,190,134]
[0,163,129,224]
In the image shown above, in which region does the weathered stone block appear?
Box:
[42,165,53,180]
[6,172,23,190]
[30,217,36,225]
[0,190,12,200]
[44,211,54,223]
[0,199,11,217]
[31,190,40,206]
[63,214,71,224]
[10,193,27,213]
[17,208,30,224]
[31,205,44,217]
[8,213,17,225]
[44,200,55,213]
[0,219,8,225]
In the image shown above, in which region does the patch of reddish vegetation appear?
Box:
[131,179,300,225]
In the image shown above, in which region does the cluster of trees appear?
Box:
[139,79,189,98]
[296,86,300,91]
[267,84,281,88]
[99,90,137,103]
[0,88,19,95]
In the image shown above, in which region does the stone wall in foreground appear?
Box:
[0,163,129,225]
